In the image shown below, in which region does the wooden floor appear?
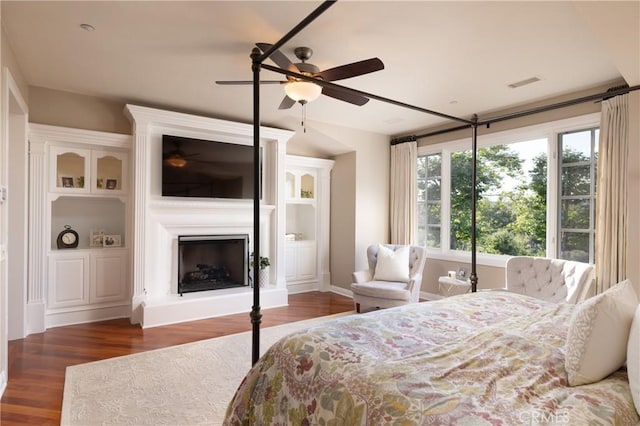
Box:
[0,291,354,425]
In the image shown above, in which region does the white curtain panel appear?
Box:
[595,94,629,293]
[390,141,417,245]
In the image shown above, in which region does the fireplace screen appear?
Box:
[178,235,249,295]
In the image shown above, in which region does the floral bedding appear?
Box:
[224,291,638,425]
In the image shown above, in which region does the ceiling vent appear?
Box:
[508,76,541,89]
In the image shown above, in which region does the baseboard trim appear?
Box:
[329,285,353,298]
[0,370,6,399]
[287,281,320,294]
[46,304,130,329]
[26,301,46,335]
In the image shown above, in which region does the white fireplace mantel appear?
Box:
[124,105,294,327]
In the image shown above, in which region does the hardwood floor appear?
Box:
[0,291,354,425]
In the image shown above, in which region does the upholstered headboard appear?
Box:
[505,256,594,304]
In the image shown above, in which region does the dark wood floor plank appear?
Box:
[0,291,354,425]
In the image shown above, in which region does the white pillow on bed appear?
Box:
[565,279,638,386]
[627,305,640,415]
[373,245,410,282]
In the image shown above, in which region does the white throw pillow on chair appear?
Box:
[373,245,410,282]
[565,279,638,386]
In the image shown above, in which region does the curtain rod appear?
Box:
[393,84,640,143]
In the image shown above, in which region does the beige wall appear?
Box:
[422,259,504,295]
[330,152,356,289]
[28,87,130,134]
[1,25,29,103]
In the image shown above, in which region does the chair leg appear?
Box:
[355,302,361,313]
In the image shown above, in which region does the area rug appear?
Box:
[61,312,354,426]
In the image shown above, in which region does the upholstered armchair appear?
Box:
[351,244,427,313]
[505,256,595,304]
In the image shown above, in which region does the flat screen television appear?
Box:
[162,134,258,199]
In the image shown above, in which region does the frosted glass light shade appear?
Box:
[284,81,322,103]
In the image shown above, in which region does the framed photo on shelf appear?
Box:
[456,266,469,281]
[103,234,121,247]
[105,178,118,190]
[61,176,74,188]
[89,230,105,247]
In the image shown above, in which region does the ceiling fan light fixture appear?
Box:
[284,81,322,104]
[165,154,187,168]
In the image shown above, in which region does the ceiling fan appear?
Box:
[216,43,384,110]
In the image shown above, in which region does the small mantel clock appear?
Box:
[57,225,79,249]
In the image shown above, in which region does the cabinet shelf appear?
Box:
[51,196,127,251]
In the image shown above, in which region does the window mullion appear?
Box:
[441,149,452,253]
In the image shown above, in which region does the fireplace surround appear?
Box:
[178,234,249,295]
[125,104,295,327]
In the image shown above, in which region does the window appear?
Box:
[449,141,548,256]
[416,113,600,265]
[417,154,442,248]
[558,128,599,263]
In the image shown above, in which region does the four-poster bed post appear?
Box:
[250,47,262,365]
[249,0,339,366]
[470,115,479,293]
[248,0,640,364]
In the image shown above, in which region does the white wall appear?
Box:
[0,16,31,396]
[6,81,28,339]
[0,4,5,396]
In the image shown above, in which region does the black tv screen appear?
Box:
[162,134,257,199]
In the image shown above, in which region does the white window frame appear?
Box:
[417,112,600,267]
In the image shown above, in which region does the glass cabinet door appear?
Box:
[93,151,126,193]
[285,169,316,201]
[300,173,315,199]
[285,172,296,199]
[51,147,91,193]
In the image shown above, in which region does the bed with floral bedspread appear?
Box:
[224,291,638,425]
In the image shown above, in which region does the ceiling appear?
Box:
[2,1,638,138]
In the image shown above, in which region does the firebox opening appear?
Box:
[178,234,249,295]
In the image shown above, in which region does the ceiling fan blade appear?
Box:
[321,87,369,106]
[256,43,300,73]
[278,96,296,110]
[315,58,384,82]
[215,80,284,85]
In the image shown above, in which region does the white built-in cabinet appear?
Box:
[284,155,334,291]
[29,124,131,328]
[47,249,128,309]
